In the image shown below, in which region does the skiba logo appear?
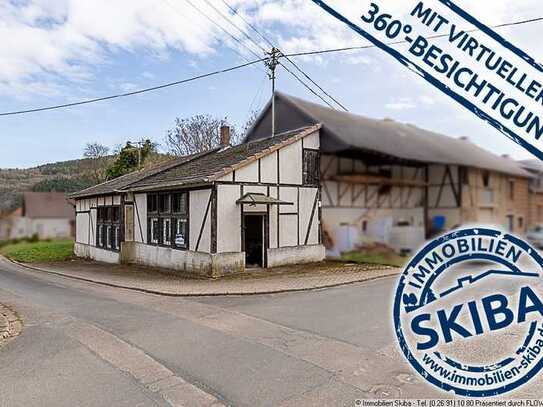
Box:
[394,228,543,397]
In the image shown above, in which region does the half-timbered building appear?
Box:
[245,92,532,255]
[70,125,324,277]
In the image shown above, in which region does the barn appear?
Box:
[245,92,532,256]
[70,125,324,277]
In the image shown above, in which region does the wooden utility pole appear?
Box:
[265,47,280,136]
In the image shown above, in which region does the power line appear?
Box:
[283,16,543,58]
[278,61,337,110]
[221,0,348,111]
[0,58,266,117]
[161,0,265,73]
[201,0,267,54]
[3,14,541,117]
[181,0,264,61]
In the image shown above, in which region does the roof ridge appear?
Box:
[117,147,221,192]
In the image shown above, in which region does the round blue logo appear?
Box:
[394,228,543,397]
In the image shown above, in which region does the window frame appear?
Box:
[147,191,189,250]
[96,204,122,252]
[302,148,320,186]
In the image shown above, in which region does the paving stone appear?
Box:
[19,259,400,296]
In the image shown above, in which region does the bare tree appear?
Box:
[82,142,110,183]
[164,115,244,157]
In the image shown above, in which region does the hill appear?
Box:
[0,157,108,214]
[0,152,172,214]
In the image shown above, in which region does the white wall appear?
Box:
[189,189,212,253]
[217,184,242,253]
[279,141,303,185]
[134,193,147,243]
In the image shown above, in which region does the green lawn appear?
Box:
[341,251,406,267]
[0,240,74,263]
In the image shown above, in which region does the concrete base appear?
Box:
[74,242,121,264]
[75,241,325,278]
[121,242,245,278]
[267,244,325,268]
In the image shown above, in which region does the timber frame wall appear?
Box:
[320,153,530,236]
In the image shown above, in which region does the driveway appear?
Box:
[0,257,541,406]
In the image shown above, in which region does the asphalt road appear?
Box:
[0,258,541,406]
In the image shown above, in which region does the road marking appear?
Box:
[64,320,223,407]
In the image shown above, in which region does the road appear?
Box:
[0,258,541,406]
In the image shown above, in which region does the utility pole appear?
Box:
[127,140,144,169]
[265,47,280,137]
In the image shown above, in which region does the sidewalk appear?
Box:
[13,259,400,296]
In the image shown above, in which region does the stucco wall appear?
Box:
[217,184,242,253]
[189,189,212,252]
[10,217,72,240]
[74,242,120,264]
[267,244,325,268]
[121,241,244,277]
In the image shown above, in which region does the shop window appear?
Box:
[96,205,122,251]
[148,192,189,249]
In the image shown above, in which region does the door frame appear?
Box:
[241,212,268,268]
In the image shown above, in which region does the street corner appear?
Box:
[0,303,23,347]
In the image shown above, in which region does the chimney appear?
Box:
[220,125,231,147]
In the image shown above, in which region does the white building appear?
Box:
[70,125,325,277]
[0,192,75,241]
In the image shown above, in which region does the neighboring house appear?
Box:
[0,192,75,241]
[70,125,324,277]
[519,159,543,226]
[245,92,532,255]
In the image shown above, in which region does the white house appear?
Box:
[0,192,75,241]
[70,125,325,277]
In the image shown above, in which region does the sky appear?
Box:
[1,0,542,168]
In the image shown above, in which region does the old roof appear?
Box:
[70,125,320,198]
[23,192,74,219]
[246,92,531,178]
[519,159,543,173]
[69,150,214,199]
[124,125,320,192]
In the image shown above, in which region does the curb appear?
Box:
[3,256,400,297]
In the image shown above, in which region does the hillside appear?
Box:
[0,158,107,214]
[0,153,172,214]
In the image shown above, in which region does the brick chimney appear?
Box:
[220,125,231,147]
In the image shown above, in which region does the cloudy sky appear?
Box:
[1,0,542,168]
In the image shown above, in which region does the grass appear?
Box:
[341,251,406,267]
[0,239,74,263]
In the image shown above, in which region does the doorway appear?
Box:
[243,214,265,268]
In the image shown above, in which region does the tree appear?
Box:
[81,142,110,183]
[106,139,158,180]
[164,115,236,156]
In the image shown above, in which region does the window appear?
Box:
[96,205,122,251]
[147,194,158,213]
[509,180,515,200]
[518,217,524,229]
[303,149,320,185]
[482,171,491,188]
[147,192,189,249]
